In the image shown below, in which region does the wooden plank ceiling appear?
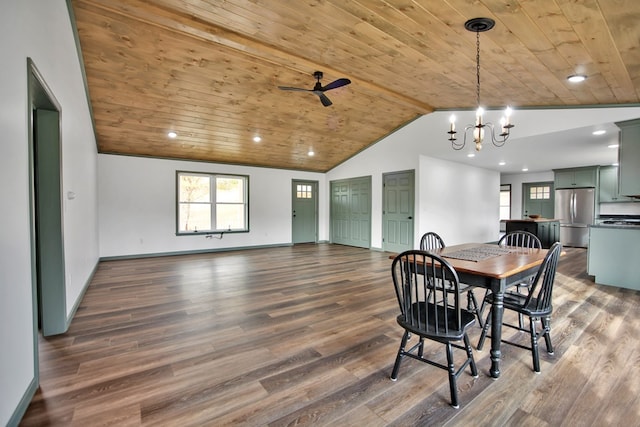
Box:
[71,0,640,172]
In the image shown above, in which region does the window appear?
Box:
[177,172,249,234]
[529,185,551,200]
[499,184,511,220]
[296,184,313,199]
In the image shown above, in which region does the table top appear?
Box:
[391,243,547,280]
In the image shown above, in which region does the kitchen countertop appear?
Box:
[593,215,640,229]
[503,218,560,223]
[590,223,640,229]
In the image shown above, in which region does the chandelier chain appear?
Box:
[476,30,481,107]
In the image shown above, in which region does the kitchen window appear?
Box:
[177,172,249,234]
[500,184,511,220]
[529,185,551,200]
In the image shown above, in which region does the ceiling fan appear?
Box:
[278,71,351,107]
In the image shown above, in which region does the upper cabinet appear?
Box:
[554,166,599,189]
[599,165,636,202]
[616,118,640,197]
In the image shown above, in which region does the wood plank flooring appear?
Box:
[20,244,640,426]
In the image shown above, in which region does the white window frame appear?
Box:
[176,171,249,235]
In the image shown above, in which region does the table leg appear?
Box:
[490,290,504,378]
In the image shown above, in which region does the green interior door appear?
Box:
[330,177,371,248]
[34,108,67,336]
[383,170,415,253]
[523,182,555,219]
[292,180,318,243]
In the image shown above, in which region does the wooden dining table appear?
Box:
[390,242,549,379]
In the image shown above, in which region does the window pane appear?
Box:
[179,203,211,231]
[500,192,510,205]
[297,184,312,199]
[217,177,244,203]
[500,185,511,220]
[216,204,245,230]
[500,206,510,219]
[179,175,210,202]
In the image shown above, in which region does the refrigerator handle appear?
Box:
[571,192,576,222]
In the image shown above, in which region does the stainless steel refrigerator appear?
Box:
[554,187,596,248]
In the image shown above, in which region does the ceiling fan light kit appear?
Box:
[448,17,514,152]
[278,71,351,107]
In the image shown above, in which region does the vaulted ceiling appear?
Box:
[70,0,640,173]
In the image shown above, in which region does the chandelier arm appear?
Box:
[485,122,510,147]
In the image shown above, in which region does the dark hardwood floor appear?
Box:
[20,244,640,426]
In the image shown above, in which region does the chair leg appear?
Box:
[477,307,492,350]
[391,331,409,380]
[463,333,478,378]
[529,316,541,373]
[445,342,459,408]
[541,316,554,354]
[467,290,483,329]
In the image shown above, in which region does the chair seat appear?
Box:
[484,291,553,318]
[397,302,476,341]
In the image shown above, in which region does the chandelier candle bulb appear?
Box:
[450,114,456,132]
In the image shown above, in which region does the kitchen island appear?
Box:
[587,224,640,291]
[504,218,560,248]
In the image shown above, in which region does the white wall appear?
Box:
[419,156,500,245]
[98,154,326,257]
[328,115,500,248]
[501,171,555,219]
[0,1,99,424]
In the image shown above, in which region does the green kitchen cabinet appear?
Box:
[616,118,640,197]
[598,165,636,203]
[553,166,599,189]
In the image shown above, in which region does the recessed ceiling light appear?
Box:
[499,161,506,166]
[592,130,606,136]
[567,74,586,83]
[308,150,315,156]
[167,131,177,139]
[608,143,619,148]
[253,136,262,143]
[467,153,475,158]
[522,167,529,172]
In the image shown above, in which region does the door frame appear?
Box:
[28,59,67,361]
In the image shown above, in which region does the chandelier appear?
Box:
[448,18,514,151]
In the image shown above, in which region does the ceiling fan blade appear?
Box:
[278,86,312,92]
[322,78,351,91]
[319,93,333,107]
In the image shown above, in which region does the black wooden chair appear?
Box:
[499,230,542,251]
[477,242,562,373]
[419,232,483,328]
[419,231,446,252]
[390,250,478,408]
[496,230,543,326]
